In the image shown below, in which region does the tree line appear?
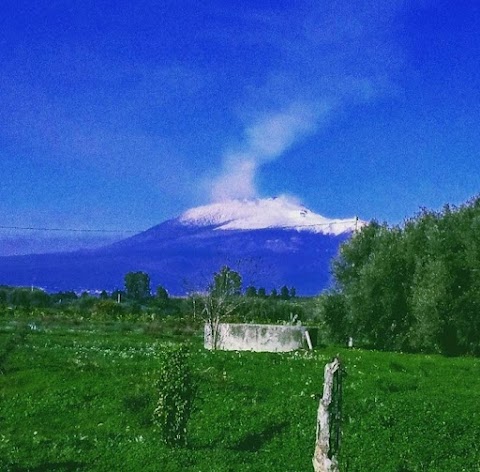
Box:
[0,267,304,323]
[322,196,480,356]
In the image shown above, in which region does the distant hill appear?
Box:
[0,197,362,295]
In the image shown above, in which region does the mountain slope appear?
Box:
[0,198,361,295]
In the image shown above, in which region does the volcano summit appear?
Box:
[0,197,362,295]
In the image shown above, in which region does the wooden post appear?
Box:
[305,330,313,350]
[313,357,341,472]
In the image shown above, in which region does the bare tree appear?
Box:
[200,266,244,349]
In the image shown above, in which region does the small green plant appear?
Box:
[152,344,195,446]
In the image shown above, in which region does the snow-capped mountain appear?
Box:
[179,197,360,235]
[0,198,363,295]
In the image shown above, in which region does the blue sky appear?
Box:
[1,0,480,254]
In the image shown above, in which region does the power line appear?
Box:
[0,225,137,234]
[0,218,360,234]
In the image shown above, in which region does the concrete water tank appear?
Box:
[204,323,318,352]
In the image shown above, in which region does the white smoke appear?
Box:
[210,102,328,201]
[207,1,406,202]
[211,158,257,202]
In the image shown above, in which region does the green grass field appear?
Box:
[0,324,479,471]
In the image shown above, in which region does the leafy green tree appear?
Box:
[124,271,151,301]
[332,221,414,350]
[154,285,169,310]
[280,285,290,300]
[331,195,480,355]
[156,286,169,302]
[320,291,349,344]
[333,220,384,290]
[210,266,242,297]
[245,286,257,297]
[257,287,267,298]
[409,259,448,353]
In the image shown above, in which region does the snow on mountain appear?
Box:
[179,196,361,235]
[0,196,365,295]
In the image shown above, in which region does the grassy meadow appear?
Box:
[0,322,479,471]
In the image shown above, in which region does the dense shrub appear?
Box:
[152,344,195,446]
[329,196,480,355]
[233,297,307,323]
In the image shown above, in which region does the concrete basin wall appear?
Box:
[204,322,316,352]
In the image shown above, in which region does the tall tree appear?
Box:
[156,286,169,302]
[329,195,480,355]
[124,271,151,301]
[210,266,242,298]
[280,285,290,300]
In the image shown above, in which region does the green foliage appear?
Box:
[319,291,349,343]
[234,297,307,323]
[78,292,97,312]
[210,266,242,297]
[51,290,78,304]
[152,345,194,446]
[111,289,126,303]
[7,288,52,309]
[331,196,480,355]
[0,283,207,324]
[9,288,32,308]
[94,299,125,319]
[124,271,151,301]
[243,284,297,301]
[155,286,169,302]
[196,267,245,343]
[280,285,290,300]
[0,288,7,305]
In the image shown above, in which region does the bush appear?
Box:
[332,196,480,354]
[319,291,349,344]
[94,299,125,320]
[152,345,195,446]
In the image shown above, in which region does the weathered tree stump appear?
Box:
[312,357,341,472]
